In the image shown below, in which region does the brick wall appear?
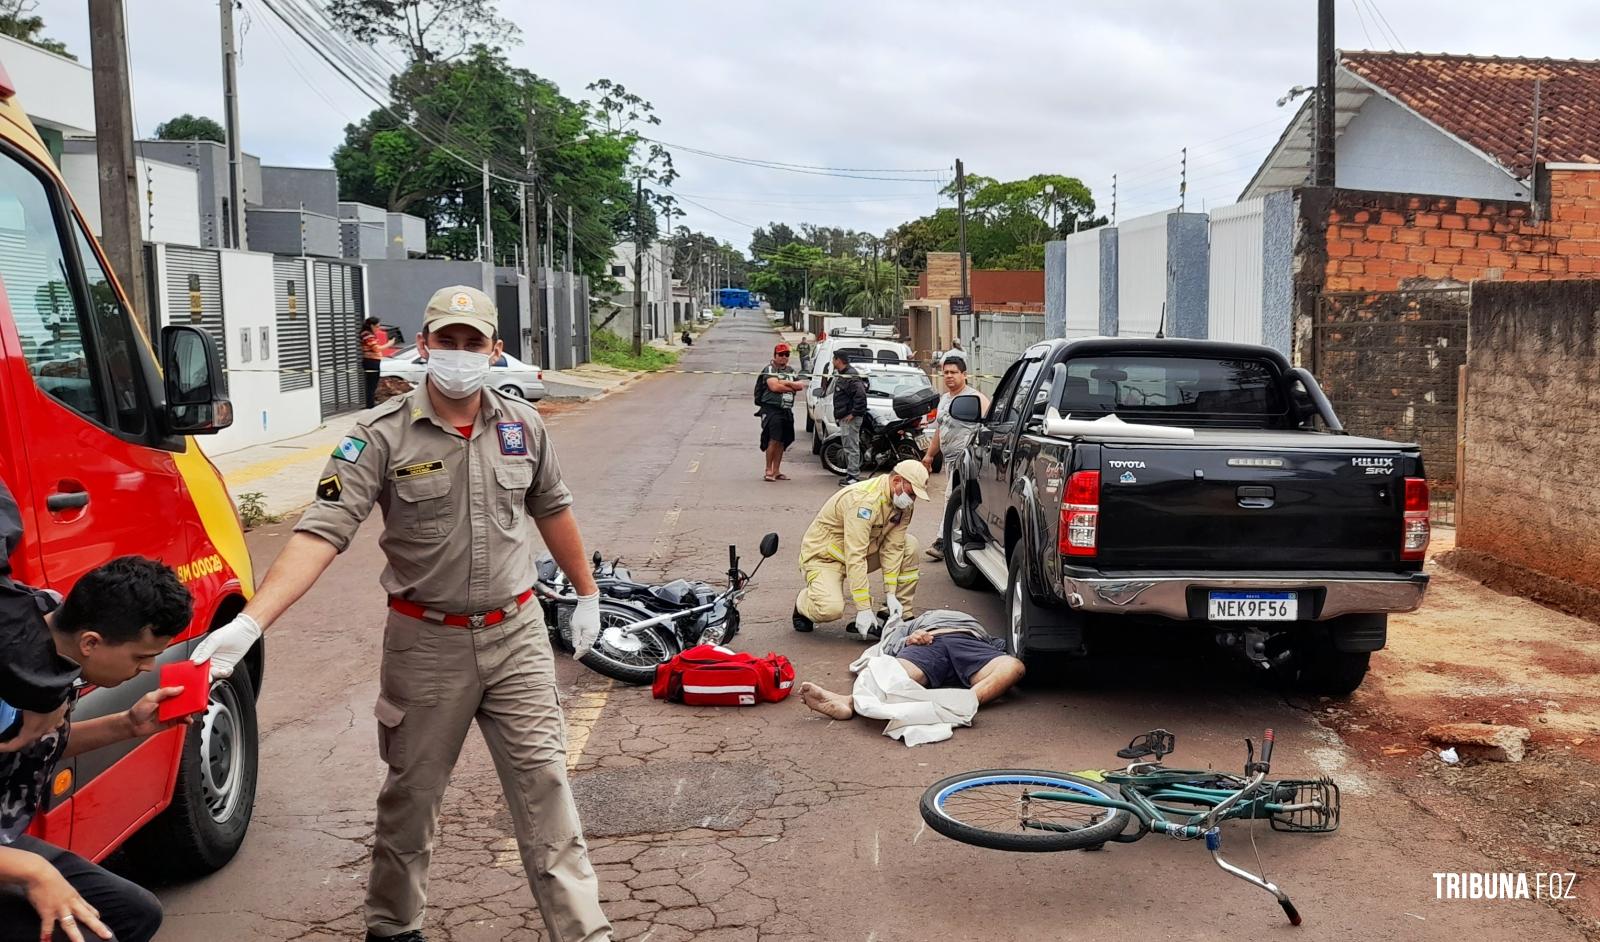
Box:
[1312,288,1467,494]
[1320,168,1600,293]
[1449,279,1600,622]
[917,252,1044,307]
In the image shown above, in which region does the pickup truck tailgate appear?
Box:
[1094,436,1416,570]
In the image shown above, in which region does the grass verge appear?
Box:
[590,330,680,372]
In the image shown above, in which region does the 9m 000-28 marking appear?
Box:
[176,553,224,583]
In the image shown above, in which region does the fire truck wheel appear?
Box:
[122,662,259,879]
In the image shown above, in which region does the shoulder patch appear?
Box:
[857,507,873,520]
[497,421,528,455]
[317,474,343,502]
[332,436,367,463]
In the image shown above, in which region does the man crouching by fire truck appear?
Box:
[0,557,195,942]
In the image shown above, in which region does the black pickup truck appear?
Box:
[942,338,1430,695]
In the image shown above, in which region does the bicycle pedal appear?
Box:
[1268,778,1341,833]
[1116,728,1176,761]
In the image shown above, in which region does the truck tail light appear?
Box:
[1402,477,1430,560]
[1059,471,1100,557]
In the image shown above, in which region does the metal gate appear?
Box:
[163,247,225,361]
[314,260,365,418]
[274,257,312,392]
[1313,287,1469,524]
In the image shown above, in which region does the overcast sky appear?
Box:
[39,0,1600,253]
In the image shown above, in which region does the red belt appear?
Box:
[388,588,536,628]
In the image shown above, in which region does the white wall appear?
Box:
[184,250,321,456]
[1207,198,1265,345]
[1063,229,1100,337]
[0,34,94,134]
[1337,94,1526,200]
[60,153,201,247]
[1115,211,1170,337]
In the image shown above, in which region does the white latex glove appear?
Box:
[191,612,262,679]
[854,609,879,637]
[884,595,904,629]
[571,592,601,661]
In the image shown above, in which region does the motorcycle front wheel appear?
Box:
[820,435,849,476]
[577,602,685,685]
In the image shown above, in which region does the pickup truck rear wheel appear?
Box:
[943,492,987,590]
[1004,545,1032,659]
[1292,637,1370,697]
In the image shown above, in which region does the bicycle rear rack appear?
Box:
[1269,777,1341,833]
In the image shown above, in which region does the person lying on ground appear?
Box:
[0,556,195,942]
[799,609,1024,720]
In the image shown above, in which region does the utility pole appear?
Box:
[955,158,969,301]
[1112,173,1118,224]
[871,237,880,322]
[219,0,246,249]
[632,177,644,356]
[524,94,541,356]
[1314,0,1336,187]
[481,159,494,265]
[88,0,147,311]
[566,203,576,360]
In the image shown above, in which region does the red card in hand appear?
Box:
[158,660,211,721]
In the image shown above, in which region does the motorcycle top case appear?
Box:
[892,387,940,419]
[653,644,795,707]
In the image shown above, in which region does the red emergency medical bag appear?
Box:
[652,644,795,706]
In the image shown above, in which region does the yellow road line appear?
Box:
[565,680,614,771]
[221,445,332,487]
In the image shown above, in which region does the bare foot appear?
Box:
[799,681,854,720]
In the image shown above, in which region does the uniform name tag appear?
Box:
[393,460,445,479]
[498,422,528,455]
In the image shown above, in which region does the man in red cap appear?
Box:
[757,343,807,482]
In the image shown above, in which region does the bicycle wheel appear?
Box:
[920,770,1133,853]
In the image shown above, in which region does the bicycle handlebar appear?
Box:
[1246,728,1275,776]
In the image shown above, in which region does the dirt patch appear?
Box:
[1319,531,1600,938]
[1440,547,1600,627]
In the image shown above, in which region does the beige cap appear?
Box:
[891,459,931,501]
[424,285,497,338]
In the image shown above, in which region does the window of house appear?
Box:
[611,264,627,277]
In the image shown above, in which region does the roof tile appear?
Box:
[1342,51,1600,178]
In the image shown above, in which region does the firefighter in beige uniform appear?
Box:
[792,460,931,636]
[191,287,612,942]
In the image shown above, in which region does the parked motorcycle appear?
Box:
[534,533,781,685]
[820,386,940,478]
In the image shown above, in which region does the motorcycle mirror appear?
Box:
[759,532,780,558]
[592,550,602,569]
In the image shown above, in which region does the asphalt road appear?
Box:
[154,310,1581,941]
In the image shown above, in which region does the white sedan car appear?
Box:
[381,346,548,400]
[810,362,935,457]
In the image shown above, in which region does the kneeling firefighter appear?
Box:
[793,460,930,638]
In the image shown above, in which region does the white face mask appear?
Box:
[893,491,915,510]
[426,348,492,398]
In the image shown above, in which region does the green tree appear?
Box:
[326,0,517,62]
[0,1,72,59]
[749,222,797,259]
[749,243,824,316]
[154,114,226,143]
[888,170,1105,272]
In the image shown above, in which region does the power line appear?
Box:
[1350,0,1376,48]
[1363,0,1407,51]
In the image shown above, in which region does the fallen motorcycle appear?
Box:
[534,532,780,685]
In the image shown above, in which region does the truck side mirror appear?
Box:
[160,325,233,435]
[948,394,983,422]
